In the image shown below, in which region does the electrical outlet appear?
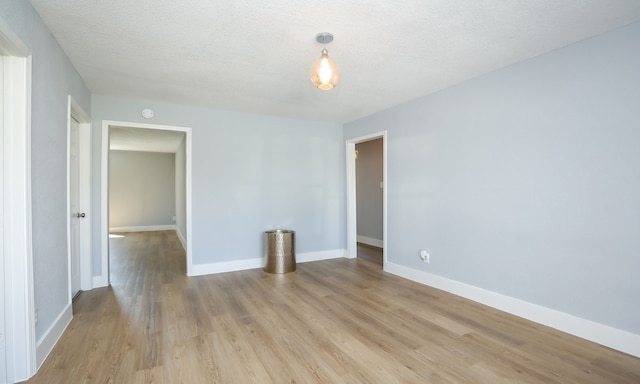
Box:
[420,250,430,263]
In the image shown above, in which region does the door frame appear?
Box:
[67,96,92,298]
[99,120,193,286]
[345,131,388,266]
[1,21,36,382]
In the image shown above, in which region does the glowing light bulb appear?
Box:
[310,49,340,90]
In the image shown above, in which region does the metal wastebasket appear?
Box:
[264,229,296,273]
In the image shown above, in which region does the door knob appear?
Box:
[76,212,86,218]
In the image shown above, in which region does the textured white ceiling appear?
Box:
[31,0,640,123]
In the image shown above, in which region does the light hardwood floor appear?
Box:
[357,243,383,266]
[26,231,640,383]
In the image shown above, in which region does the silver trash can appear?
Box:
[264,229,296,273]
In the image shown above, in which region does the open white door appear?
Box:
[69,116,82,298]
[68,97,91,298]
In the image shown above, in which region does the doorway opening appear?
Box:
[346,131,387,269]
[355,138,384,266]
[100,121,193,286]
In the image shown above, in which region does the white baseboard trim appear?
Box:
[189,258,263,276]
[36,303,73,369]
[188,248,347,277]
[384,262,640,358]
[92,274,108,289]
[109,225,176,232]
[297,249,346,263]
[176,228,187,252]
[357,235,383,248]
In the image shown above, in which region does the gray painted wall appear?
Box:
[109,151,176,228]
[0,2,91,341]
[91,95,345,270]
[356,139,383,242]
[345,22,640,335]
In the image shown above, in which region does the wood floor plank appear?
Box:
[357,243,383,266]
[25,230,640,383]
[133,365,165,384]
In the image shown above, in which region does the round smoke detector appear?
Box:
[141,108,154,119]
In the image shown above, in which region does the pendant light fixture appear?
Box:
[310,32,340,90]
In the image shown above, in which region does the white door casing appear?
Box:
[1,54,7,384]
[346,131,388,266]
[99,121,193,287]
[0,22,36,382]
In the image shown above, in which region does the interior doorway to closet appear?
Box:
[346,131,387,269]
